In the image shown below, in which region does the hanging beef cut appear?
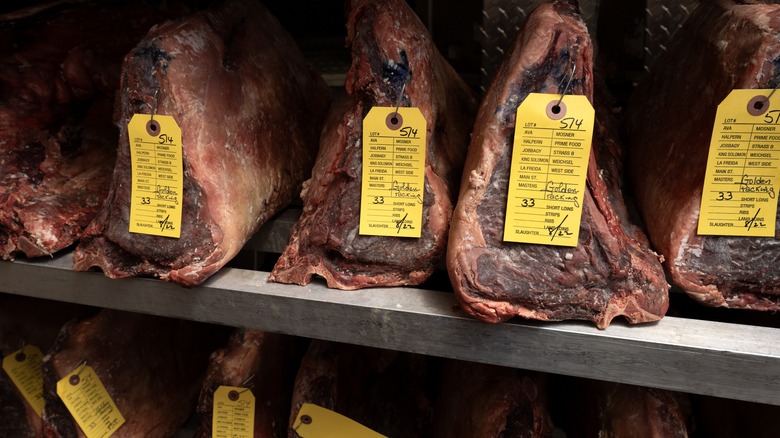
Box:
[41,309,228,438]
[624,0,780,309]
[432,360,553,438]
[195,330,304,438]
[446,0,668,328]
[269,0,478,290]
[72,0,331,287]
[0,1,185,260]
[288,340,434,438]
[0,295,86,438]
[556,379,690,438]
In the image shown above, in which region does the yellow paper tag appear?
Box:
[292,403,386,438]
[359,107,427,238]
[212,386,255,438]
[2,345,45,417]
[503,93,594,246]
[128,114,183,238]
[698,89,780,236]
[56,365,125,438]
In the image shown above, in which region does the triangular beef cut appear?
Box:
[447,0,669,328]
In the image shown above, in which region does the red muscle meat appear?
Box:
[269,0,477,290]
[288,341,434,438]
[624,0,780,309]
[0,295,85,438]
[195,330,304,438]
[433,360,553,438]
[72,0,331,286]
[447,0,668,328]
[41,309,228,438]
[0,1,184,260]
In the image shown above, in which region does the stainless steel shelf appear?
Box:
[2,250,780,406]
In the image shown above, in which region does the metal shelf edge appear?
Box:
[2,252,780,406]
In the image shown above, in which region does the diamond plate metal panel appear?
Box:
[478,1,600,90]
[644,0,700,71]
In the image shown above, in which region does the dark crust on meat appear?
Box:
[0,2,181,260]
[288,341,434,438]
[624,1,780,309]
[447,1,668,328]
[432,361,553,438]
[195,329,302,438]
[72,0,331,286]
[269,0,477,290]
[0,372,37,438]
[41,310,228,438]
[599,384,690,438]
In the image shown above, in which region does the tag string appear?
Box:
[393,81,408,119]
[555,63,577,108]
[75,361,87,376]
[150,89,159,122]
[766,80,780,101]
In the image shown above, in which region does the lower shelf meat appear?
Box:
[0,294,778,437]
[40,309,229,438]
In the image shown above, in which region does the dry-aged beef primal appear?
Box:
[0,371,34,438]
[554,379,690,438]
[41,309,228,438]
[433,360,553,438]
[596,382,688,438]
[447,0,668,328]
[0,295,86,438]
[196,330,303,438]
[73,0,331,286]
[288,341,434,438]
[595,384,689,438]
[624,0,780,309]
[690,394,780,438]
[269,0,478,289]
[0,2,184,260]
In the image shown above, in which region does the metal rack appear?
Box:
[2,211,780,407]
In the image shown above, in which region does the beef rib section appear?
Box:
[72,0,331,286]
[624,0,780,309]
[269,0,477,290]
[447,0,668,328]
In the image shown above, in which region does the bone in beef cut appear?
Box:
[446,0,668,328]
[432,360,553,438]
[624,0,780,309]
[195,330,304,438]
[0,295,86,438]
[72,0,331,287]
[0,2,185,260]
[288,340,434,438]
[41,309,228,438]
[269,0,478,290]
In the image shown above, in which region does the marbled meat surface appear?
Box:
[624,0,780,309]
[447,0,668,328]
[73,0,331,286]
[269,0,478,290]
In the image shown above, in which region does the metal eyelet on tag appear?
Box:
[386,112,403,130]
[546,100,567,120]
